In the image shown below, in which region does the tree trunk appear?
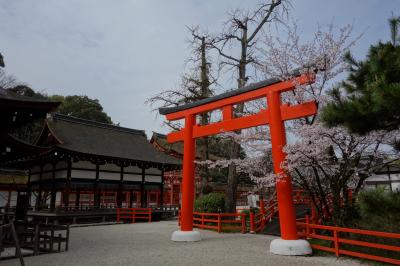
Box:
[225,34,247,212]
[198,37,211,196]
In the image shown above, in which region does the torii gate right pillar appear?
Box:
[267,91,312,255]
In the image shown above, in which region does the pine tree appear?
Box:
[322,16,400,134]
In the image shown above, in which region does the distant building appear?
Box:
[13,114,180,211]
[0,168,28,208]
[0,87,60,212]
[364,160,400,192]
[150,132,254,206]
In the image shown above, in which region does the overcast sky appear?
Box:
[0,0,398,137]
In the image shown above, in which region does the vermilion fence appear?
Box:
[193,212,247,233]
[117,208,152,223]
[297,216,400,265]
[251,203,278,233]
[178,211,247,233]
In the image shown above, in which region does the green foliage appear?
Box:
[7,86,113,142]
[194,193,225,213]
[7,85,46,99]
[343,189,400,262]
[7,85,49,142]
[240,207,259,223]
[49,95,112,124]
[357,188,400,233]
[207,136,250,184]
[322,16,400,134]
[309,190,400,262]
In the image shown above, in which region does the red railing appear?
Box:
[178,211,247,233]
[297,216,400,265]
[193,212,247,233]
[250,203,279,233]
[117,208,152,223]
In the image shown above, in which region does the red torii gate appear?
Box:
[159,71,317,255]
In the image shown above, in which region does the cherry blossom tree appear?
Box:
[206,20,399,226]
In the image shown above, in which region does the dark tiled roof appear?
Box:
[151,132,193,158]
[159,70,304,115]
[0,88,60,106]
[151,132,221,161]
[46,114,181,167]
[375,159,400,174]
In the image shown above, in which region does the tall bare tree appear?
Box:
[147,27,217,194]
[0,53,18,89]
[211,0,287,212]
[0,52,4,67]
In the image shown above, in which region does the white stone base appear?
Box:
[171,230,201,242]
[270,238,312,256]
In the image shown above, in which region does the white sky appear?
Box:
[0,0,398,137]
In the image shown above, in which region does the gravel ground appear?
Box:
[2,221,366,266]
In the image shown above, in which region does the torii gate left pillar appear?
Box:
[160,73,316,254]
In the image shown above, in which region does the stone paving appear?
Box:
[2,221,366,266]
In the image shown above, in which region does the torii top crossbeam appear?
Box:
[159,71,317,251]
[160,72,316,143]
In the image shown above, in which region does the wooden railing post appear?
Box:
[250,211,255,233]
[132,209,135,223]
[148,208,152,223]
[201,214,204,227]
[333,230,339,257]
[241,214,246,233]
[305,215,310,237]
[217,214,221,233]
[117,208,120,223]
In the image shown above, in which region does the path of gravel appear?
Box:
[2,221,365,266]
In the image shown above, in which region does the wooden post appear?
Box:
[129,190,134,208]
[141,167,146,208]
[50,163,57,211]
[75,189,80,209]
[217,214,221,233]
[65,225,70,251]
[94,163,100,208]
[180,114,196,232]
[267,91,298,240]
[250,211,255,233]
[305,215,310,237]
[64,158,72,208]
[34,224,39,255]
[148,208,152,223]
[170,181,174,205]
[36,165,43,210]
[117,166,124,207]
[6,190,11,207]
[333,230,339,257]
[10,223,25,266]
[160,169,164,207]
[241,214,246,233]
[50,228,54,252]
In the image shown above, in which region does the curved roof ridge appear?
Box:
[159,66,319,115]
[52,113,146,136]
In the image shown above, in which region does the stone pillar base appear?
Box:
[171,230,201,242]
[270,238,312,255]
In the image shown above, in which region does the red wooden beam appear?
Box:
[165,74,314,121]
[167,101,317,143]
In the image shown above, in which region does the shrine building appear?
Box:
[12,114,180,212]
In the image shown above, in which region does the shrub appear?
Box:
[194,193,225,213]
[357,188,400,233]
[240,208,259,223]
